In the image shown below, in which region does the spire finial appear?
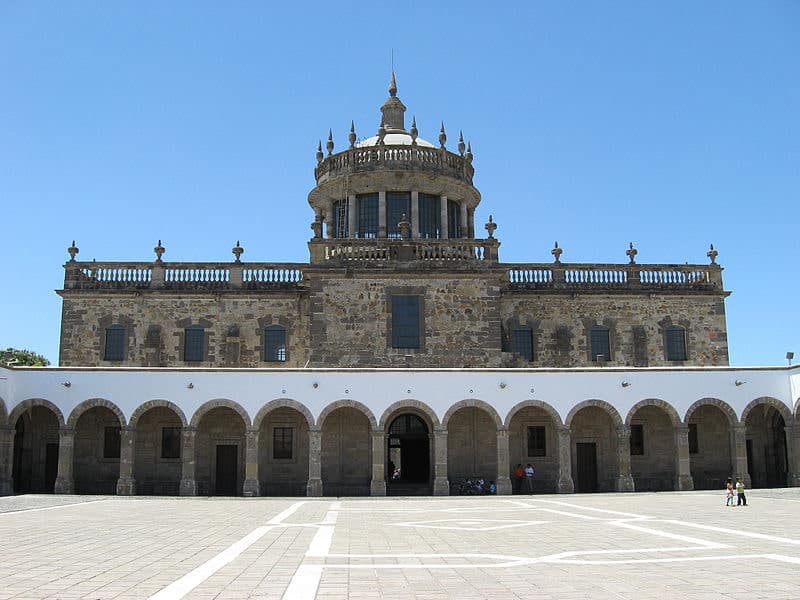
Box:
[465,141,473,163]
[326,129,334,155]
[410,116,418,145]
[458,131,465,156]
[349,121,356,148]
[316,141,323,163]
[626,242,638,264]
[389,70,397,97]
[707,243,719,264]
[439,122,447,148]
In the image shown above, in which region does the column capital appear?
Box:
[616,424,631,437]
[433,426,448,435]
[59,426,76,436]
[121,425,136,434]
[496,427,509,438]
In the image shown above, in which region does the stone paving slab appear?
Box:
[0,490,799,599]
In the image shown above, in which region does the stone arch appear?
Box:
[504,399,564,428]
[317,400,378,430]
[683,397,738,426]
[0,396,7,427]
[740,396,793,425]
[67,398,126,429]
[442,399,502,429]
[625,398,681,427]
[565,399,623,428]
[190,399,251,429]
[379,399,441,431]
[9,398,66,429]
[253,399,314,431]
[129,400,188,429]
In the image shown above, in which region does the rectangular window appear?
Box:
[386,192,410,239]
[418,193,441,239]
[104,426,121,459]
[590,327,611,362]
[688,423,699,454]
[512,326,534,361]
[447,199,462,238]
[161,427,181,459]
[104,326,125,361]
[332,199,349,238]
[184,327,205,362]
[527,426,546,457]
[666,327,688,361]
[630,424,644,455]
[264,327,287,362]
[273,427,293,459]
[391,295,420,349]
[356,194,378,238]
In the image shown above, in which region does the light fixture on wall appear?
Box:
[186,382,194,389]
[787,351,794,366]
[61,381,71,388]
[734,379,746,387]
[312,382,319,388]
[499,382,507,389]
[621,381,631,388]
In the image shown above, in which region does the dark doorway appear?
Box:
[215,445,238,496]
[746,439,755,484]
[387,414,430,495]
[576,442,598,492]
[12,420,27,493]
[45,443,59,493]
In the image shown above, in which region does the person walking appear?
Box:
[725,478,735,506]
[736,477,747,506]
[513,464,524,494]
[524,463,535,494]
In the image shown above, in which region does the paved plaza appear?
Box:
[1,490,799,599]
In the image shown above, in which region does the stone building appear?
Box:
[2,75,796,499]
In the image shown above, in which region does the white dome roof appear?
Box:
[355,133,435,148]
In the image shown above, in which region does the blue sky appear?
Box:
[1,2,798,366]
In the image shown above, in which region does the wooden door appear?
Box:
[215,445,238,496]
[576,442,598,492]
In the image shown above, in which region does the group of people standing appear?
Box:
[513,463,535,494]
[725,477,747,506]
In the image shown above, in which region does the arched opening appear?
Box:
[258,407,310,496]
[745,404,788,488]
[12,406,60,493]
[446,407,497,493]
[387,413,430,495]
[133,406,183,495]
[195,407,246,496]
[687,404,732,490]
[321,407,371,496]
[628,405,676,491]
[74,406,122,494]
[507,405,560,494]
[570,406,618,492]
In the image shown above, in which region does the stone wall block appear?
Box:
[54,427,75,494]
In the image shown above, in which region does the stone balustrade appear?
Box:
[309,238,499,265]
[64,262,305,291]
[314,145,475,186]
[507,263,722,291]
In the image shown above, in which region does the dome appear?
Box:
[355,133,435,148]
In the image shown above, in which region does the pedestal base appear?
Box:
[495,476,512,495]
[370,479,386,496]
[306,478,323,497]
[433,477,450,496]
[0,478,12,496]
[116,477,136,496]
[54,477,73,495]
[243,478,260,497]
[557,477,575,494]
[616,475,635,492]
[676,474,694,491]
[179,478,196,496]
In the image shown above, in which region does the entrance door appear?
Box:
[45,443,59,493]
[215,445,238,496]
[576,442,598,492]
[387,414,431,494]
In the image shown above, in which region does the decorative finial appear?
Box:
[458,131,465,156]
[67,240,79,262]
[465,141,473,163]
[398,212,411,240]
[316,141,323,163]
[439,122,447,148]
[349,121,356,148]
[377,118,386,145]
[485,214,497,238]
[410,116,418,145]
[707,243,718,264]
[154,240,165,263]
[551,241,563,263]
[626,242,638,264]
[326,129,334,155]
[232,240,244,263]
[389,70,397,97]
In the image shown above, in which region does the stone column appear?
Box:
[495,428,512,495]
[116,426,136,496]
[556,425,574,493]
[54,427,75,494]
[410,191,419,238]
[440,195,449,238]
[432,427,449,496]
[179,426,197,496]
[243,427,260,497]
[370,430,386,496]
[460,203,468,238]
[730,424,750,487]
[306,429,323,497]
[347,194,357,238]
[788,423,800,487]
[674,425,694,491]
[615,425,635,492]
[325,200,335,238]
[0,427,14,496]
[378,191,387,237]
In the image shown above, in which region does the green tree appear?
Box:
[0,348,51,366]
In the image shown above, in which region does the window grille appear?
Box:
[356,194,378,238]
[527,426,546,456]
[104,325,125,361]
[184,326,205,362]
[512,326,534,361]
[264,325,287,362]
[273,427,293,459]
[665,326,688,361]
[418,194,441,239]
[590,325,611,361]
[161,427,181,459]
[386,192,410,239]
[391,295,420,349]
